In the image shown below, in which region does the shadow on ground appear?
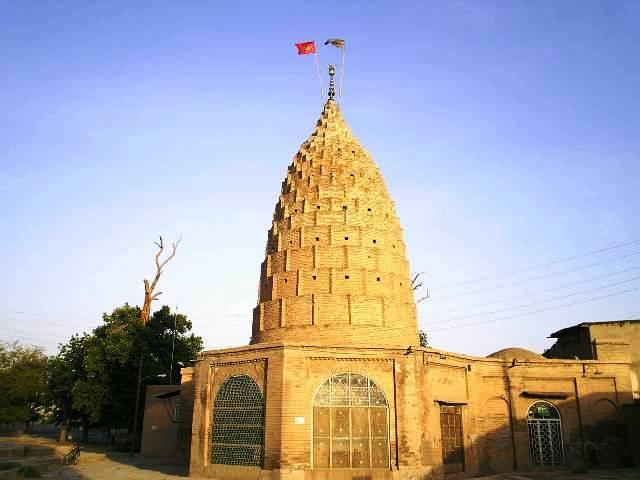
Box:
[1,435,187,479]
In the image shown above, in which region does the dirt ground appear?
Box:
[44,452,640,480]
[3,436,640,480]
[41,448,187,480]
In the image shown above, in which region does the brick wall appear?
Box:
[140,384,181,458]
[177,367,195,465]
[184,342,634,479]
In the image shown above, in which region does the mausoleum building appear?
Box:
[159,80,637,479]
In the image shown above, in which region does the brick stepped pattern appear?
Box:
[251,99,418,348]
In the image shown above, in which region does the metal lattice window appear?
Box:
[440,404,464,474]
[313,372,390,469]
[527,401,564,467]
[211,375,264,467]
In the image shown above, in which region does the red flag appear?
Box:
[295,41,316,55]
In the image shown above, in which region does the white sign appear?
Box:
[294,416,305,425]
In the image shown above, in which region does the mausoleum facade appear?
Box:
[171,91,636,479]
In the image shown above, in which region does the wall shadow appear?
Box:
[468,383,637,477]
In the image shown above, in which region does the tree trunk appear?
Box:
[81,418,89,444]
[59,421,69,443]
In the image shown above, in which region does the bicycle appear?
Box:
[63,443,82,465]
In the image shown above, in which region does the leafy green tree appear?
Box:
[0,342,47,429]
[42,303,201,446]
[59,304,201,444]
[419,329,429,347]
[144,305,202,384]
[75,304,143,433]
[44,335,91,442]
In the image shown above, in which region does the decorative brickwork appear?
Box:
[251,99,418,348]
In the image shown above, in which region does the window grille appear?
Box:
[527,401,564,467]
[211,375,264,467]
[440,404,464,473]
[313,373,390,469]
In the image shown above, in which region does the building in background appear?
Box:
[140,385,181,458]
[544,320,640,399]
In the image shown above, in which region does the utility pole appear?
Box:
[131,359,144,456]
[169,306,178,385]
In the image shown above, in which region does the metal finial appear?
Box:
[328,64,336,100]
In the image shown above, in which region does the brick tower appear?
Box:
[251,94,419,348]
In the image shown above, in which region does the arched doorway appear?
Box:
[586,398,626,468]
[527,401,564,467]
[211,375,264,467]
[481,397,514,474]
[312,372,390,469]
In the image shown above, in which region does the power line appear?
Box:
[428,287,639,332]
[0,308,97,321]
[189,313,250,320]
[0,307,251,324]
[427,266,640,316]
[428,276,640,325]
[0,326,72,339]
[0,334,63,346]
[426,250,640,302]
[0,317,89,328]
[431,238,640,290]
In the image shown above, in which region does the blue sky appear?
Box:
[1,1,639,356]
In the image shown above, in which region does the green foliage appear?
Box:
[0,342,47,424]
[0,462,20,472]
[44,304,202,432]
[44,334,90,427]
[419,329,429,347]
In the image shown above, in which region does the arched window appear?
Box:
[527,401,564,467]
[313,372,390,469]
[211,375,264,467]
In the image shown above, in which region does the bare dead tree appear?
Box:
[141,235,182,324]
[411,271,430,304]
[411,272,424,291]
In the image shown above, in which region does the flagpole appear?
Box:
[339,46,345,102]
[314,51,324,105]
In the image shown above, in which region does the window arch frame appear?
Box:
[526,400,565,467]
[209,374,265,468]
[311,372,391,470]
[593,398,618,421]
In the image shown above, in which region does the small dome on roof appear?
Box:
[487,347,545,361]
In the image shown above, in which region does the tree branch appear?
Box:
[416,289,430,304]
[154,236,164,272]
[158,236,182,272]
[141,235,181,324]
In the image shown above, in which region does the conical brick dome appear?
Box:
[251,99,418,348]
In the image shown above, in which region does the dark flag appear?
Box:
[324,38,345,49]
